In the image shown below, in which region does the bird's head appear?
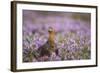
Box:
[48,27,55,34]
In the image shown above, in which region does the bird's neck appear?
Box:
[48,33,55,48]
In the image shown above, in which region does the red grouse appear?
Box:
[37,27,58,61]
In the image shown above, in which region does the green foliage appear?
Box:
[81,45,90,59]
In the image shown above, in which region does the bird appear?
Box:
[37,27,58,61]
